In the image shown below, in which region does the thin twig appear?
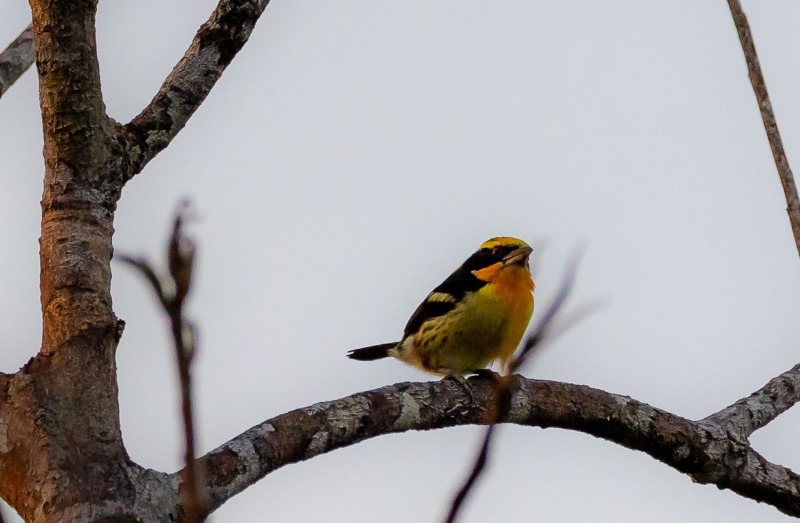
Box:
[118,201,203,521]
[444,253,585,523]
[445,424,498,523]
[510,250,583,374]
[115,255,167,305]
[0,24,34,99]
[727,0,800,256]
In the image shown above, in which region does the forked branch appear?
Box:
[124,0,273,176]
[703,361,800,440]
[185,370,800,518]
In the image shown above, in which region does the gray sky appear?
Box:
[2,1,800,521]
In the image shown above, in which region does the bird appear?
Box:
[347,237,534,377]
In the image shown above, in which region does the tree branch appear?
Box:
[124,0,272,177]
[702,361,800,440]
[727,0,800,256]
[0,24,34,99]
[184,375,800,518]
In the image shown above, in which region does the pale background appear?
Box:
[2,1,799,521]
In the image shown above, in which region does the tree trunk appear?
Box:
[0,1,150,520]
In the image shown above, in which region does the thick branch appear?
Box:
[703,361,800,439]
[124,0,271,176]
[0,24,34,98]
[727,0,800,256]
[185,377,800,518]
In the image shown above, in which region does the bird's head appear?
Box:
[479,237,532,267]
[463,237,533,286]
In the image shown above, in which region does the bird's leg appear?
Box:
[443,369,499,404]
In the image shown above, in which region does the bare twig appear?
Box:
[118,201,203,522]
[0,24,34,98]
[445,424,498,523]
[115,255,167,305]
[444,253,584,523]
[727,0,800,256]
[510,250,583,374]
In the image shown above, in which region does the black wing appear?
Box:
[402,265,487,338]
[402,244,514,338]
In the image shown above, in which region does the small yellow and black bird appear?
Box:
[347,237,534,376]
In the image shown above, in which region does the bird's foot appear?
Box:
[472,368,501,381]
[442,373,476,403]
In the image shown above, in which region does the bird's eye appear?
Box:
[491,246,502,257]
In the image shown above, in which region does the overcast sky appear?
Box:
[2,1,800,521]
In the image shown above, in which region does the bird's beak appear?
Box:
[502,245,532,266]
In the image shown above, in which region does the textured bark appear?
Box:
[703,361,800,439]
[0,1,133,520]
[1,0,799,521]
[124,0,272,176]
[0,25,34,98]
[728,0,800,256]
[185,376,800,519]
[0,0,277,520]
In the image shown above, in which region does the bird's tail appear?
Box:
[347,342,398,361]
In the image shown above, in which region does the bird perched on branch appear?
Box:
[347,237,534,377]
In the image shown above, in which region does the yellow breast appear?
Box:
[400,264,533,375]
